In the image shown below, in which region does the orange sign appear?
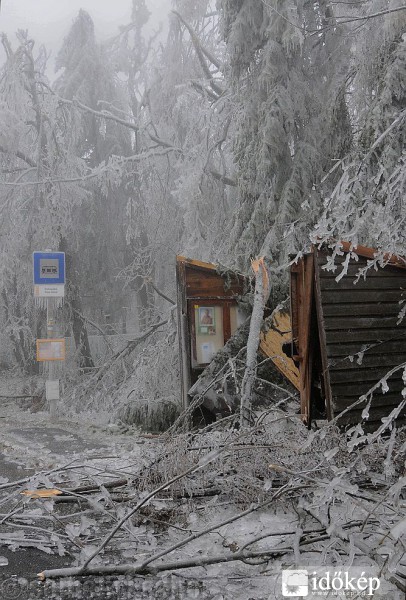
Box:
[36,338,66,361]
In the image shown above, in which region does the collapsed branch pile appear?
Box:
[0,405,404,598]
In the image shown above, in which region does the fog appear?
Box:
[0,0,170,74]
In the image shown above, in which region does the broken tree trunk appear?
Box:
[240,258,271,427]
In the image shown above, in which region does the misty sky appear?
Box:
[0,0,170,74]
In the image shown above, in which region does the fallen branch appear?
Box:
[144,278,175,306]
[39,545,291,580]
[79,419,286,569]
[0,462,92,491]
[302,505,405,593]
[68,478,129,494]
[130,484,291,574]
[79,456,221,570]
[0,395,41,399]
[95,319,168,382]
[69,305,114,353]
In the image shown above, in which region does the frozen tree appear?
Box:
[53,10,135,358]
[314,0,406,260]
[0,33,89,370]
[218,0,353,269]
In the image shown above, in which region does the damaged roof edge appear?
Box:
[320,240,406,269]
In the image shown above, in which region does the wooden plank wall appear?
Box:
[291,255,317,423]
[185,264,246,299]
[317,249,406,426]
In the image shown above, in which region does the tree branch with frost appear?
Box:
[39,546,292,580]
[94,318,168,383]
[67,305,114,353]
[147,131,182,151]
[78,454,228,570]
[360,109,406,170]
[68,97,139,133]
[38,504,380,581]
[190,80,219,101]
[172,10,222,71]
[69,416,294,571]
[207,168,237,187]
[38,81,139,133]
[262,0,406,37]
[0,147,181,187]
[172,10,224,97]
[128,483,293,573]
[0,145,37,168]
[40,83,179,152]
[143,277,176,306]
[301,504,405,593]
[38,485,299,579]
[332,4,406,24]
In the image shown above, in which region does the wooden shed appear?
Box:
[176,257,300,413]
[176,257,248,410]
[291,243,406,428]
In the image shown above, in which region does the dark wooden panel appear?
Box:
[317,252,367,265]
[315,248,406,429]
[332,393,403,411]
[320,276,406,290]
[317,250,406,270]
[323,303,402,317]
[329,367,404,384]
[331,377,404,398]
[334,407,406,426]
[222,304,231,342]
[326,327,406,343]
[326,339,406,357]
[329,353,406,370]
[324,316,406,330]
[320,289,405,303]
[319,263,403,278]
[185,265,246,298]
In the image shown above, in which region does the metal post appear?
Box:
[46,297,58,419]
[33,249,65,419]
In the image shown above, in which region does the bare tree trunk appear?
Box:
[1,276,37,373]
[59,239,94,370]
[240,258,270,426]
[70,289,95,370]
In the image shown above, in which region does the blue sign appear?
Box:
[33,252,65,285]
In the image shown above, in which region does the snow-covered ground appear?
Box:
[0,375,404,600]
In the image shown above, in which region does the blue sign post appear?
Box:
[33,252,65,285]
[33,251,66,418]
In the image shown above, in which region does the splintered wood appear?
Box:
[259,311,299,390]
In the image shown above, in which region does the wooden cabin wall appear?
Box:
[291,255,316,424]
[176,257,248,410]
[184,265,246,299]
[316,249,406,427]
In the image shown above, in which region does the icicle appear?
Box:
[35,297,47,310]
